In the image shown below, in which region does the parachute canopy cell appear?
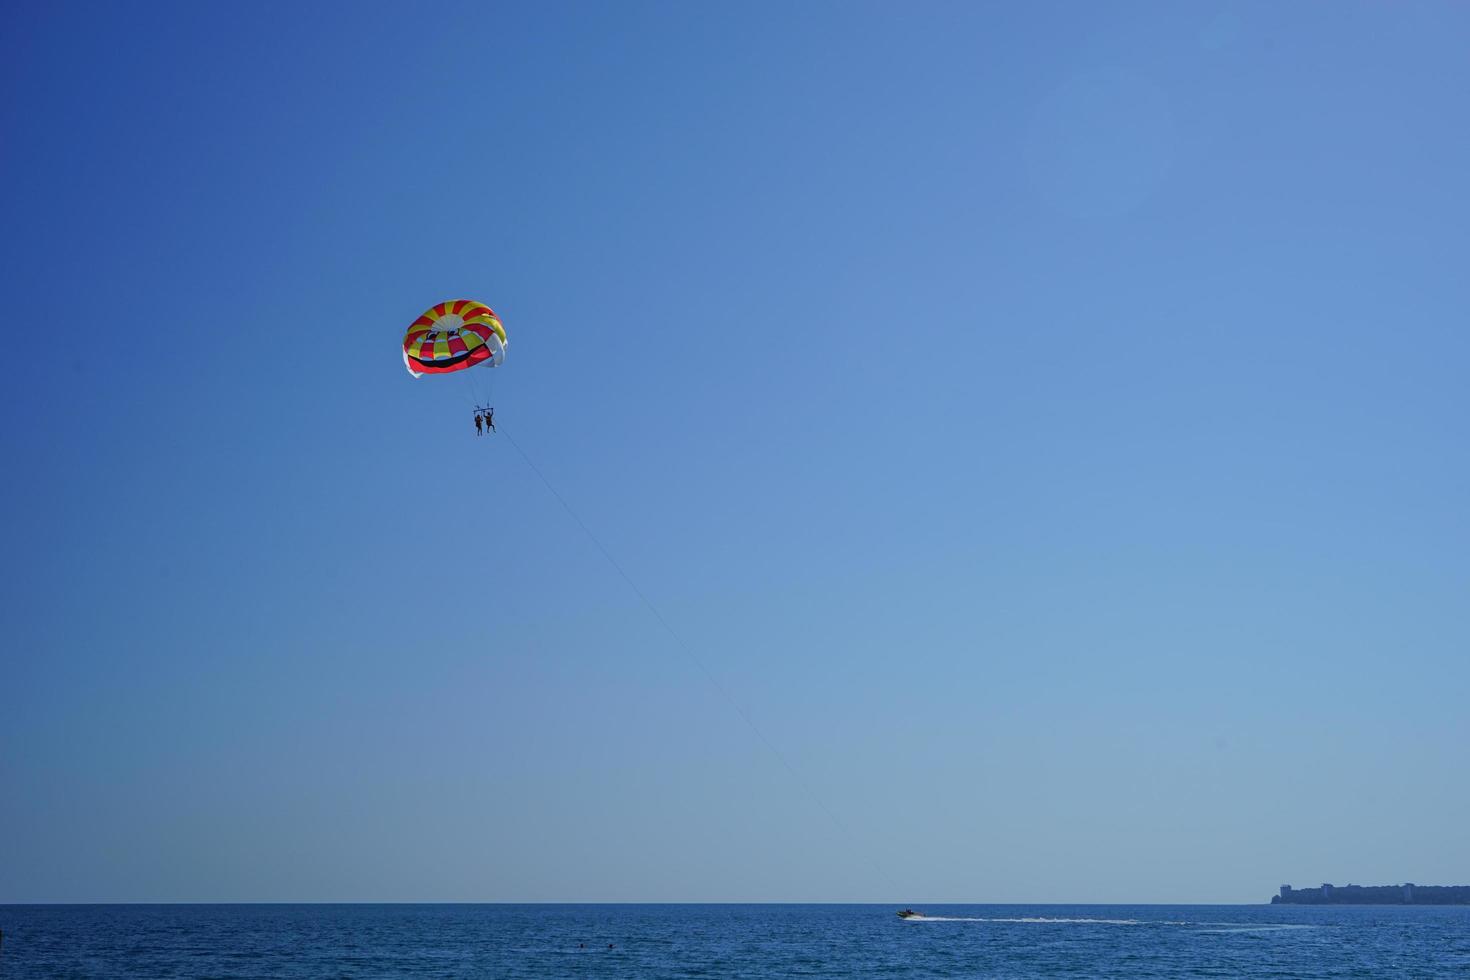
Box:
[402,299,507,377]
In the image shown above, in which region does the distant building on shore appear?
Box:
[1273,882,1470,905]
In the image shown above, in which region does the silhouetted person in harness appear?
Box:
[484,408,495,433]
[474,411,484,436]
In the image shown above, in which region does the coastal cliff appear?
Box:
[1273,883,1470,905]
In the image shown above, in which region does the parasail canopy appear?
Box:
[402,299,507,377]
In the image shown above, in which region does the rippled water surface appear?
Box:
[3,903,1468,978]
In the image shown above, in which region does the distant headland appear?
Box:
[1273,883,1470,905]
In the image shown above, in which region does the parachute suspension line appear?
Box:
[498,426,899,896]
[462,365,495,422]
[479,361,501,408]
[461,367,479,412]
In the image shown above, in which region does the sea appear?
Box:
[2,903,1467,978]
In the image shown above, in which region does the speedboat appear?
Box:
[896,909,922,919]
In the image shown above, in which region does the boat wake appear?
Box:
[904,916,1144,924]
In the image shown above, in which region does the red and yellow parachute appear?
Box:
[401,299,507,377]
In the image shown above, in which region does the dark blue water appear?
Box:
[2,904,1468,978]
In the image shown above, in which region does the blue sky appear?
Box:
[3,1,1467,903]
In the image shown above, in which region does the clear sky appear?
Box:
[3,1,1468,904]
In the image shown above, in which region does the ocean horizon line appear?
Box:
[2,899,1282,907]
